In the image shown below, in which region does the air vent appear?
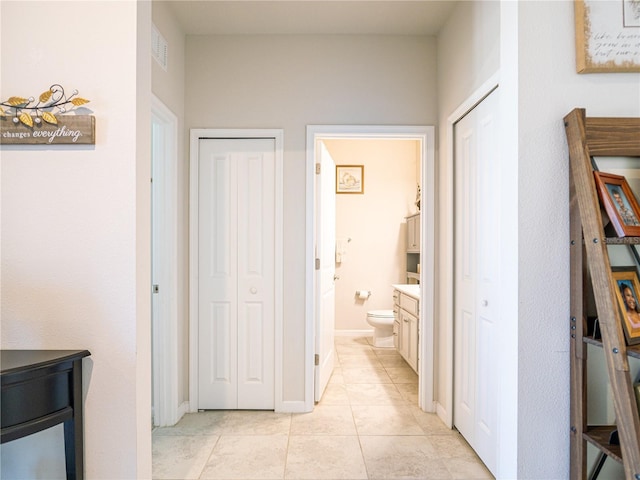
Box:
[151,24,168,71]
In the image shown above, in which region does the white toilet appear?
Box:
[366,310,395,347]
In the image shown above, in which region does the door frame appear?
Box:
[443,73,499,428]
[188,129,284,412]
[151,95,181,426]
[305,125,436,412]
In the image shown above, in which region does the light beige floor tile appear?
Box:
[366,339,397,351]
[215,410,292,435]
[346,383,406,406]
[376,353,409,367]
[328,367,345,384]
[359,435,452,480]
[338,353,383,368]
[409,408,456,435]
[395,383,419,405]
[352,405,424,435]
[285,435,367,479]
[152,338,491,480]
[432,433,481,458]
[342,366,392,384]
[319,383,350,405]
[200,434,288,479]
[152,434,218,480]
[156,410,290,437]
[291,405,357,435]
[445,455,494,479]
[153,411,227,436]
[336,343,374,355]
[373,346,401,356]
[385,366,419,384]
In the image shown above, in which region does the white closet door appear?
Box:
[198,138,276,410]
[454,88,499,474]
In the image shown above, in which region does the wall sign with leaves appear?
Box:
[0,84,95,145]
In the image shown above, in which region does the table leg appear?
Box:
[63,359,84,480]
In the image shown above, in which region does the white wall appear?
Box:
[185,34,437,401]
[516,1,639,478]
[0,1,151,478]
[324,139,419,332]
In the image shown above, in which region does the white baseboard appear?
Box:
[277,400,310,413]
[177,401,189,421]
[334,329,373,337]
[436,402,452,428]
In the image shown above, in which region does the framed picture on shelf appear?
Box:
[336,165,364,194]
[594,171,640,237]
[612,267,640,346]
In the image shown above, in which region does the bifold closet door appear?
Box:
[454,88,499,475]
[198,138,276,410]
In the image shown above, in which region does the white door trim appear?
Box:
[441,73,500,428]
[189,128,284,412]
[305,125,436,412]
[151,95,181,426]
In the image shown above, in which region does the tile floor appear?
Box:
[152,336,494,480]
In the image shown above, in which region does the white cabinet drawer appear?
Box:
[400,293,418,316]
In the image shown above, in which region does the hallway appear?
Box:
[152,336,493,479]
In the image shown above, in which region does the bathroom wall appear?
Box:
[324,138,419,333]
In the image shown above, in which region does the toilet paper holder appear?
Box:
[355,290,371,299]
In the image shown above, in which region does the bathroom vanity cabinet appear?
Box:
[392,286,419,373]
[405,213,420,283]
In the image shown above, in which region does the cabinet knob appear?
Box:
[481,299,488,307]
[250,287,258,294]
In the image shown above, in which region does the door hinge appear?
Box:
[316,163,321,174]
[315,354,319,366]
[315,258,320,270]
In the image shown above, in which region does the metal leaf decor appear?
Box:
[39,90,52,103]
[70,98,89,106]
[41,111,58,125]
[19,112,33,127]
[7,96,27,106]
[0,85,90,125]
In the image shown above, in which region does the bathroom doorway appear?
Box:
[305,125,436,412]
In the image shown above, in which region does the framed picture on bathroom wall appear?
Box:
[336,165,364,194]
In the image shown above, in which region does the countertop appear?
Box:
[392,284,420,300]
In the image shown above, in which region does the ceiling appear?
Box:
[161,1,458,36]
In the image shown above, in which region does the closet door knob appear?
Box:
[481,300,488,307]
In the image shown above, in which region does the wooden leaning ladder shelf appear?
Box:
[566,108,640,480]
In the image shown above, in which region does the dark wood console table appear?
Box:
[1,350,91,480]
